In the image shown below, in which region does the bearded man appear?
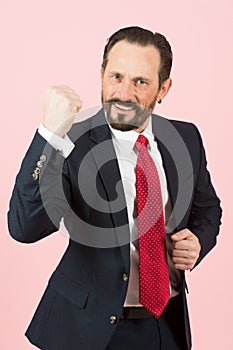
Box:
[8,26,222,350]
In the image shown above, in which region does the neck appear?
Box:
[134,117,150,133]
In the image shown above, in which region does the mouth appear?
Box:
[104,100,151,131]
[113,102,135,111]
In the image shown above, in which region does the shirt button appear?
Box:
[109,315,117,325]
[122,273,129,282]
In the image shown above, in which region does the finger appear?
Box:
[70,98,82,108]
[63,90,81,99]
[52,85,73,92]
[172,248,189,258]
[172,256,190,264]
[173,262,192,270]
[70,105,81,115]
[172,255,196,269]
[173,240,194,250]
[173,250,198,263]
[51,86,80,99]
[170,229,192,241]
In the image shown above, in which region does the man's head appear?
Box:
[102,26,173,90]
[101,26,173,132]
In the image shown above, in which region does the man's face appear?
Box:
[101,40,162,132]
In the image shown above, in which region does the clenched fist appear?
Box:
[171,229,201,270]
[42,85,82,137]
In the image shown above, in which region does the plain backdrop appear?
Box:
[1,0,232,349]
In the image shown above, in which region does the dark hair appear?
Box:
[102,26,173,89]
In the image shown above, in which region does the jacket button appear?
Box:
[34,167,41,175]
[110,315,117,325]
[123,273,129,282]
[40,155,47,162]
[32,173,38,180]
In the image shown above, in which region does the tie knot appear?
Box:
[135,134,148,151]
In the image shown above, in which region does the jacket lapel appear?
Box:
[152,114,194,233]
[152,114,179,210]
[89,109,130,270]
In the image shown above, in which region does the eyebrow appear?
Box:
[133,76,151,83]
[109,71,152,83]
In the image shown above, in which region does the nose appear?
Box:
[117,79,134,102]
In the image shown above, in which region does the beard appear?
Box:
[101,94,158,132]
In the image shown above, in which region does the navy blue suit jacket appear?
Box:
[8,110,222,350]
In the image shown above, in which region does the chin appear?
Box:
[109,122,137,132]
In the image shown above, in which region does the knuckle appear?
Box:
[46,86,54,95]
[52,85,61,92]
[192,251,197,258]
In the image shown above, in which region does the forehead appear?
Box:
[105,40,161,77]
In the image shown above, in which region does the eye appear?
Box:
[112,73,121,80]
[136,79,147,86]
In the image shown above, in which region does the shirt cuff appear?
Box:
[38,123,75,158]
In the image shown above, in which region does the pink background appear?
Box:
[1,1,232,349]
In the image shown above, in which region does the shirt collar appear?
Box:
[107,116,155,156]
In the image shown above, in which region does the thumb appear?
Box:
[170,229,191,241]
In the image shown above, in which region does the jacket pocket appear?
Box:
[48,269,90,308]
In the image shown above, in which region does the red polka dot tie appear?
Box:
[135,134,170,318]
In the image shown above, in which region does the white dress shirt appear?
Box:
[38,117,181,306]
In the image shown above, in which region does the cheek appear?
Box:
[142,87,158,103]
[102,80,115,98]
[136,90,155,105]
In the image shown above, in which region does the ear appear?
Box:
[157,78,172,103]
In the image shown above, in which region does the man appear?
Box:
[8,26,222,350]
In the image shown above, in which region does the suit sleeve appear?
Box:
[8,131,72,243]
[187,124,222,266]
